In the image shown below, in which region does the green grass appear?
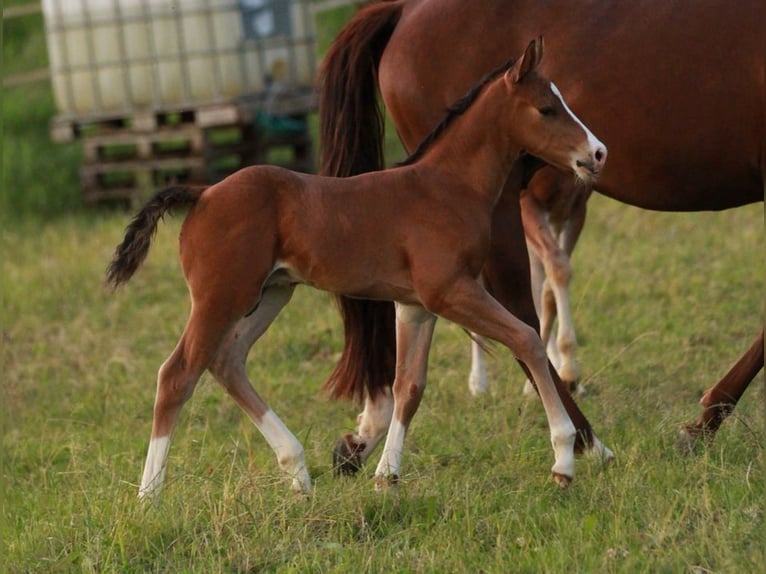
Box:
[2,5,763,573]
[2,200,762,573]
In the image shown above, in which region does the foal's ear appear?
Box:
[508,36,544,84]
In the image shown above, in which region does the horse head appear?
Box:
[505,37,607,184]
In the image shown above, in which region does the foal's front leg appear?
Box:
[426,277,580,487]
[373,303,437,488]
[334,388,394,475]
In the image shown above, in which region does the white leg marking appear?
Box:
[374,417,407,487]
[585,434,615,463]
[468,335,489,395]
[258,410,312,493]
[139,435,171,500]
[353,388,394,462]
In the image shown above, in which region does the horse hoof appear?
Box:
[552,472,572,489]
[564,379,580,395]
[675,425,707,455]
[333,434,364,476]
[374,474,399,492]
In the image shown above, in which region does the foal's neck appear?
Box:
[419,79,520,204]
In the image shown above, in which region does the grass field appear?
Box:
[2,3,764,573]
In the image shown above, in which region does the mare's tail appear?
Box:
[105,186,206,289]
[317,1,402,402]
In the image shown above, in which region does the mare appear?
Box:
[318,0,764,470]
[107,38,611,499]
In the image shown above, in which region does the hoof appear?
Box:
[333,434,365,476]
[552,472,572,489]
[675,424,710,455]
[374,474,399,492]
[563,379,580,395]
[584,436,615,464]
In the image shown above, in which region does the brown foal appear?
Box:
[107,39,611,500]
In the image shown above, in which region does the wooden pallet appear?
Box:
[50,102,245,143]
[52,95,316,204]
[80,156,206,204]
[78,121,313,204]
[78,125,236,204]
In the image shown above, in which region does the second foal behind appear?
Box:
[107,38,611,501]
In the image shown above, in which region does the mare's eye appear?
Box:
[538,106,556,117]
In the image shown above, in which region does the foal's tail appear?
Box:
[105,186,206,289]
[317,1,402,402]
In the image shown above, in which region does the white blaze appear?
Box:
[550,82,605,153]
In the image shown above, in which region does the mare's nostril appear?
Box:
[595,149,604,162]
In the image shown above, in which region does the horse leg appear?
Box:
[333,388,394,475]
[468,334,490,395]
[424,276,581,486]
[520,189,580,392]
[138,302,238,501]
[480,174,609,460]
[522,246,549,396]
[373,303,437,488]
[677,329,764,451]
[552,185,590,392]
[208,285,312,493]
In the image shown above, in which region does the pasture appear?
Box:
[2,4,763,573]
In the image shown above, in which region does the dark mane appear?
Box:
[398,57,516,167]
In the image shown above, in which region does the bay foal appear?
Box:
[108,39,611,500]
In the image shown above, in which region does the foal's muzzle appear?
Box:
[577,145,607,176]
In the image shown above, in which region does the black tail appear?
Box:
[105,186,206,289]
[317,1,402,402]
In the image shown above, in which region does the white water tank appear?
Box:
[42,0,316,117]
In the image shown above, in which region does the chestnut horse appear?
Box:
[318,0,764,467]
[107,39,612,499]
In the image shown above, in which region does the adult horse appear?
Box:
[107,39,612,499]
[318,0,764,470]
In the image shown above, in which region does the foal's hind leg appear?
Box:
[208,285,312,493]
[139,303,237,500]
[373,303,437,488]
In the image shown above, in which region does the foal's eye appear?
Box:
[538,106,556,117]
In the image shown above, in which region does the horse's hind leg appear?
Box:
[208,285,312,493]
[139,303,237,501]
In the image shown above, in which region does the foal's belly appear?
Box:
[269,259,421,306]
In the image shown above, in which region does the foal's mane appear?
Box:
[398,57,516,167]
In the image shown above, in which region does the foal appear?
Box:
[107,38,610,500]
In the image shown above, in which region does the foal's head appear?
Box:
[504,37,607,183]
